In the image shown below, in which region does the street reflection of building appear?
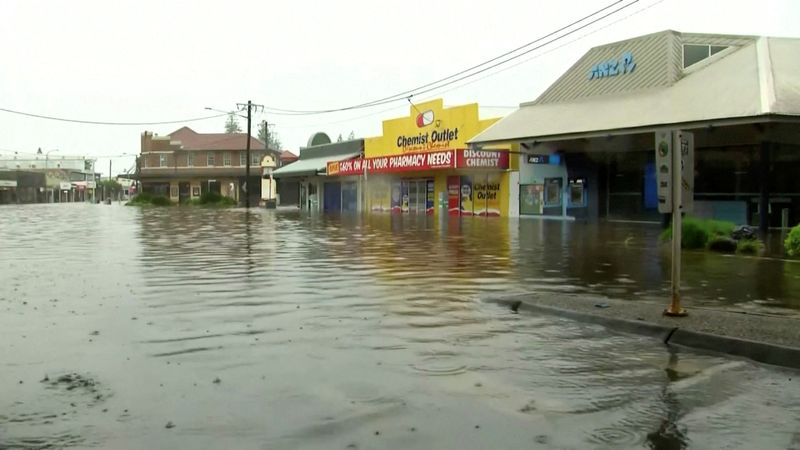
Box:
[325,99,519,217]
[471,31,800,230]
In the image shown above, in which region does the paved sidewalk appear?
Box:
[489,292,800,368]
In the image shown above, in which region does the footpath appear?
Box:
[489,292,800,369]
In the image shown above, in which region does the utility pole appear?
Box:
[236,100,264,208]
[108,159,112,202]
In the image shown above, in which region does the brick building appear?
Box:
[138,127,281,205]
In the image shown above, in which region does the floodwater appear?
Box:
[1,204,798,449]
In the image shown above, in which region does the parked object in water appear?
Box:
[731,225,756,241]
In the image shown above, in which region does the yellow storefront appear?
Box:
[327,99,518,217]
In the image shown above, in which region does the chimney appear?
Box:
[141,131,153,153]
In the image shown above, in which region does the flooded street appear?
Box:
[1,204,799,449]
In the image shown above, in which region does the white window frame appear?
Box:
[223,152,231,166]
[207,152,215,166]
[682,44,729,69]
[240,151,247,166]
[251,152,261,165]
[187,152,194,167]
[159,154,167,167]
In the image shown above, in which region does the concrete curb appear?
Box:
[491,297,800,370]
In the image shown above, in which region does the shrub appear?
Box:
[785,224,800,257]
[189,191,237,207]
[150,196,172,206]
[737,239,763,255]
[707,235,737,253]
[660,216,736,250]
[126,193,172,206]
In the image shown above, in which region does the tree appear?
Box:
[336,133,343,142]
[99,179,123,193]
[224,113,242,134]
[257,121,282,150]
[347,131,355,140]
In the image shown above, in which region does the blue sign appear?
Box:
[527,154,549,164]
[527,154,561,165]
[589,51,636,80]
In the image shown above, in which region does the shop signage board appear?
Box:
[588,51,636,80]
[475,174,501,216]
[526,153,561,165]
[327,150,455,176]
[60,182,72,190]
[0,180,17,188]
[456,149,509,169]
[365,99,499,158]
[327,149,509,176]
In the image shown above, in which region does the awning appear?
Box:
[272,152,361,178]
[470,37,800,145]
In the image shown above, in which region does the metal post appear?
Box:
[665,130,687,317]
[759,141,771,235]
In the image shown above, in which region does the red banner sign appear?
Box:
[456,149,509,170]
[327,149,508,176]
[327,150,455,176]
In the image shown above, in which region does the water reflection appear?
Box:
[0,205,799,449]
[646,348,689,450]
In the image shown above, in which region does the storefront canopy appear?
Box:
[272,152,361,178]
[470,36,800,145]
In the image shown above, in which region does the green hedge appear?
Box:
[188,192,237,207]
[660,217,735,250]
[786,224,800,257]
[126,193,172,206]
[737,239,763,255]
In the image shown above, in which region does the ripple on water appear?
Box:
[410,353,468,377]
[586,426,645,447]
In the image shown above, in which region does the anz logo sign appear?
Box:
[588,51,636,80]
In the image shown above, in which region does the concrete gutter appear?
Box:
[489,294,800,370]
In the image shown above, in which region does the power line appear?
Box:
[267,0,663,133]
[408,0,665,103]
[0,107,228,126]
[260,0,637,115]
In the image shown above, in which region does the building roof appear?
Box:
[470,33,800,144]
[272,152,360,178]
[168,126,266,151]
[280,150,299,161]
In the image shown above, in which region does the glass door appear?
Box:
[408,180,418,213]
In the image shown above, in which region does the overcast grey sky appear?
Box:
[1,0,798,176]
